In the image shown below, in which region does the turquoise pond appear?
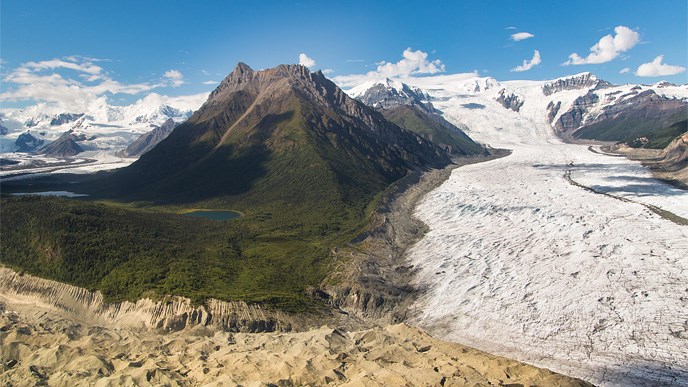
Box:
[183,210,241,221]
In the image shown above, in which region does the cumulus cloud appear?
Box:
[511,50,541,72]
[321,69,334,75]
[0,56,182,112]
[635,55,686,77]
[619,67,631,74]
[163,69,185,87]
[511,32,535,41]
[564,26,639,65]
[299,53,316,68]
[333,48,446,88]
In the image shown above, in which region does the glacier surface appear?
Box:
[402,76,688,386]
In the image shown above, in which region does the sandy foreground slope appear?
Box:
[0,296,590,386]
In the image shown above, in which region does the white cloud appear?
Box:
[202,80,218,85]
[511,32,534,41]
[635,55,686,77]
[23,59,103,75]
[505,26,518,30]
[511,50,541,72]
[0,56,184,112]
[163,69,184,87]
[299,53,316,68]
[321,69,334,75]
[333,48,446,88]
[564,26,639,65]
[619,67,631,74]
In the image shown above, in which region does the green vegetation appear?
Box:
[575,111,687,149]
[380,105,484,155]
[1,102,417,313]
[0,194,363,312]
[0,65,450,314]
[636,119,687,149]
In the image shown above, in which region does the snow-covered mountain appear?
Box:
[347,78,434,112]
[343,72,688,147]
[0,92,208,154]
[347,72,688,386]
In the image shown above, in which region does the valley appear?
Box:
[1,64,687,386]
[3,2,687,385]
[402,82,688,385]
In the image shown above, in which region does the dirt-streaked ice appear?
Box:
[405,80,688,386]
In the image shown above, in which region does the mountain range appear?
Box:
[101,63,452,205]
[349,72,687,148]
[2,70,685,163]
[0,92,207,155]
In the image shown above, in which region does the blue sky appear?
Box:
[1,0,686,109]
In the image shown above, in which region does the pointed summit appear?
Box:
[102,63,450,214]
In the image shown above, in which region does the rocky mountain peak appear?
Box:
[207,63,323,102]
[543,72,611,96]
[355,79,434,112]
[496,89,524,112]
[106,62,450,203]
[39,130,83,157]
[195,63,379,133]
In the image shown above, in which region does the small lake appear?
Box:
[182,210,241,221]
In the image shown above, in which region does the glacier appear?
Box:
[393,74,688,386]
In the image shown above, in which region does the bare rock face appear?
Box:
[50,113,84,126]
[0,117,9,135]
[15,132,44,152]
[554,91,599,133]
[39,131,83,157]
[546,101,562,123]
[542,72,610,96]
[496,89,524,112]
[356,79,435,112]
[593,90,684,123]
[657,132,688,187]
[121,118,179,157]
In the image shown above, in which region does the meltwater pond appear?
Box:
[182,210,241,221]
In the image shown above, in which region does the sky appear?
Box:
[1,0,686,111]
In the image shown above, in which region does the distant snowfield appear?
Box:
[407,93,688,385]
[0,151,135,181]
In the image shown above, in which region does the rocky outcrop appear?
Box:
[656,81,677,88]
[0,117,9,135]
[594,90,682,123]
[50,113,84,126]
[496,89,524,112]
[0,267,301,333]
[554,91,599,134]
[573,90,688,142]
[542,73,610,96]
[546,101,561,123]
[14,132,44,152]
[356,78,434,112]
[661,131,688,167]
[39,131,83,157]
[121,118,179,157]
